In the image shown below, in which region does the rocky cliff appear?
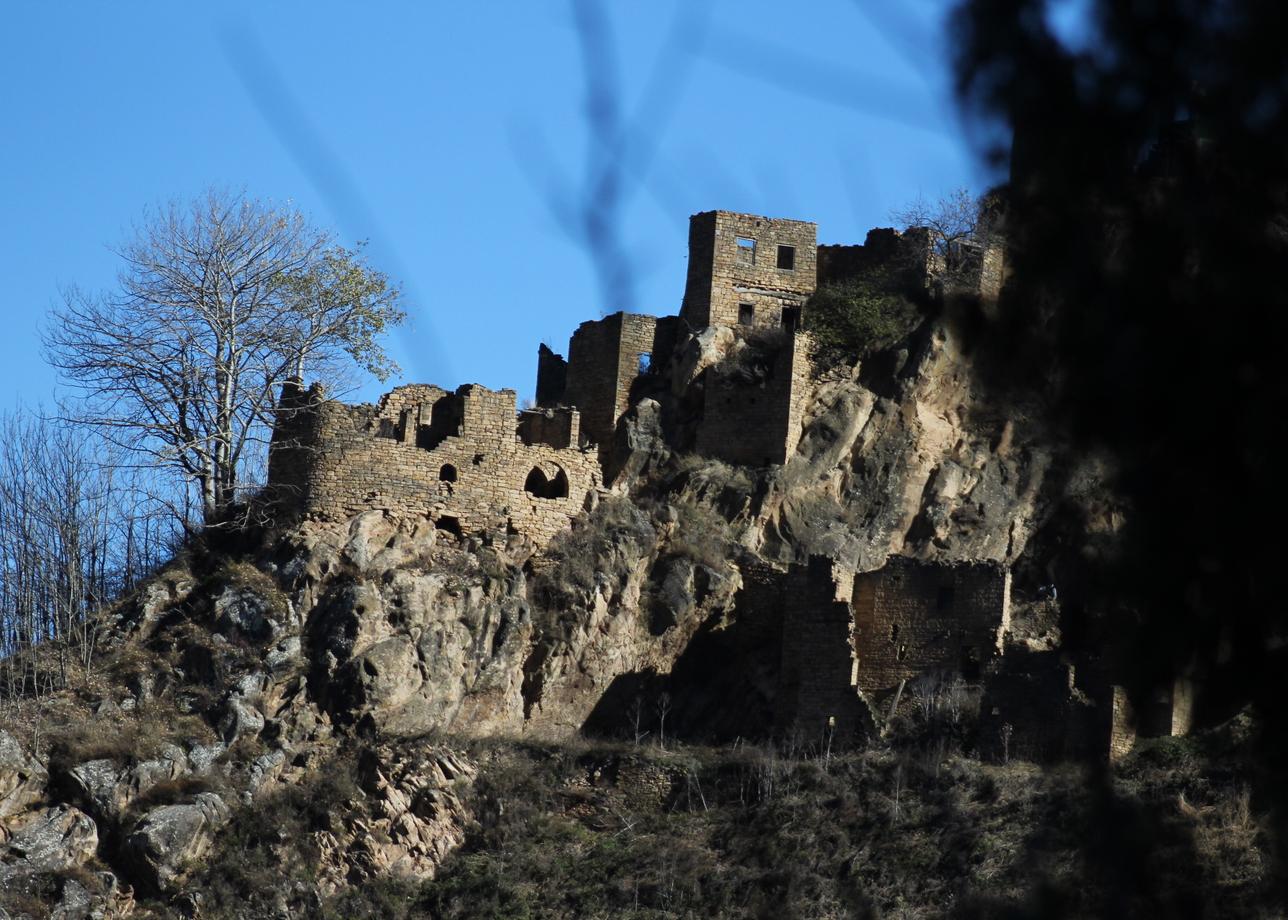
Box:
[0,313,1138,918]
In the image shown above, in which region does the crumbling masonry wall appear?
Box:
[268,383,600,545]
[851,556,1010,698]
[539,312,680,457]
[777,555,1010,739]
[681,211,818,330]
[777,556,869,741]
[694,332,813,467]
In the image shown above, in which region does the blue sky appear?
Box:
[0,1,989,407]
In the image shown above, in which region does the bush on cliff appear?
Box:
[805,268,921,362]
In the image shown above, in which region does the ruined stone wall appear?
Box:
[817,227,936,290]
[978,242,1006,302]
[851,556,1010,698]
[1109,685,1137,762]
[268,384,599,546]
[695,331,813,466]
[681,211,817,330]
[560,312,661,454]
[777,556,869,742]
[535,344,568,407]
[517,407,579,450]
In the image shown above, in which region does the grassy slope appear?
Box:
[302,723,1268,920]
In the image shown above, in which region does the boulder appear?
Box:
[124,792,230,894]
[0,730,46,819]
[66,759,126,823]
[0,806,98,877]
[214,584,279,642]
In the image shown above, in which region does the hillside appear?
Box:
[0,211,1275,918]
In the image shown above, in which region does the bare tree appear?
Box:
[891,187,999,292]
[0,407,173,694]
[44,189,405,526]
[891,187,985,255]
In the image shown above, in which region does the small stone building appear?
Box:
[268,382,600,545]
[851,556,1011,698]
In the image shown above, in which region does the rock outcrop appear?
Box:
[0,309,1113,915]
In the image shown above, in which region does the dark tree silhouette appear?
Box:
[950,0,1288,906]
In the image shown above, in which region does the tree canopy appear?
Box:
[44,189,406,526]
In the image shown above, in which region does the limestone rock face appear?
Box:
[0,805,98,877]
[312,746,476,893]
[124,791,231,894]
[296,514,531,738]
[0,730,46,819]
[758,322,1052,571]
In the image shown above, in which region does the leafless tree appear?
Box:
[655,690,673,749]
[44,189,406,526]
[892,187,986,254]
[0,407,174,695]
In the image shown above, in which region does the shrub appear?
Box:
[667,500,732,572]
[531,497,656,616]
[805,268,922,361]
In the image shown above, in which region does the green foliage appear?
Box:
[804,268,921,361]
[279,241,407,382]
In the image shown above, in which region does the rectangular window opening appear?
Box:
[738,302,755,325]
[777,244,796,270]
[637,352,652,374]
[736,236,756,266]
[781,305,800,332]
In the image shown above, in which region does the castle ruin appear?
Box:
[264,206,1180,761]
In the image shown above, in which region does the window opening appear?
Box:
[776,244,796,270]
[524,467,550,497]
[439,463,458,482]
[549,468,569,499]
[781,305,800,332]
[638,352,652,374]
[738,303,755,325]
[736,236,756,266]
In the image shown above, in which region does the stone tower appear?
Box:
[680,210,818,330]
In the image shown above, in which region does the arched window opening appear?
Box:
[549,468,569,499]
[439,463,458,483]
[524,467,549,497]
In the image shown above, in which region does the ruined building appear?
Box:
[264,206,1177,761]
[267,382,601,546]
[268,209,960,540]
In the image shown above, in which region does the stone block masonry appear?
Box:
[539,312,682,460]
[268,383,600,547]
[682,211,818,330]
[851,556,1010,698]
[695,331,813,467]
[776,555,1011,742]
[777,556,869,742]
